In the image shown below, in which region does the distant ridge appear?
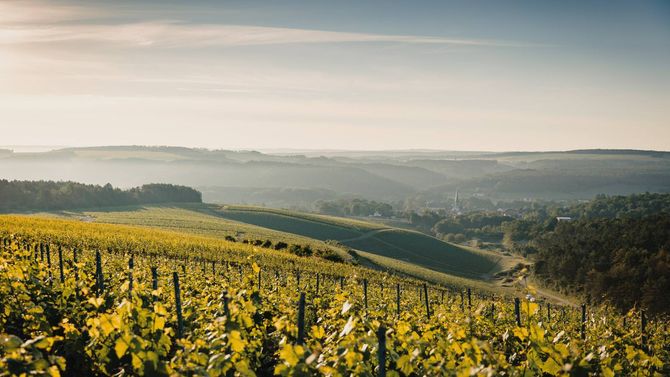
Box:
[567,149,670,156]
[478,149,670,159]
[2,146,669,204]
[5,145,669,156]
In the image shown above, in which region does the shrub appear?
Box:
[316,249,344,263]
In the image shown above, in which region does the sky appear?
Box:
[0,0,669,151]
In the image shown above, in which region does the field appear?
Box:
[43,204,354,263]
[353,250,496,292]
[45,204,510,288]
[211,205,505,280]
[214,205,382,236]
[0,215,666,376]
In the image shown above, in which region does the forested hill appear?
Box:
[534,215,670,314]
[0,180,202,211]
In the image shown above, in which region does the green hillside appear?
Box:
[344,229,500,279]
[212,205,381,237]
[44,204,354,263]
[211,205,504,280]
[46,203,510,286]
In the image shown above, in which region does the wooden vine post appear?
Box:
[423,283,430,319]
[315,273,320,295]
[377,325,387,377]
[396,283,401,317]
[173,272,184,339]
[95,250,104,294]
[57,245,64,284]
[363,279,369,309]
[151,266,158,291]
[128,256,134,297]
[514,297,521,327]
[297,292,306,345]
[46,244,53,284]
[73,248,79,283]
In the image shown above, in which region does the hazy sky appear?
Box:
[1,0,668,151]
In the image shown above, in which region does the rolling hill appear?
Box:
[209,205,506,280]
[2,146,669,208]
[43,203,515,288]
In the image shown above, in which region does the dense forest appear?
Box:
[497,192,670,253]
[415,193,670,313]
[420,193,670,247]
[534,215,670,314]
[0,180,202,211]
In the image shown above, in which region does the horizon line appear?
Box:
[2,145,669,154]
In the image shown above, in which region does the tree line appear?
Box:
[406,193,670,313]
[534,215,670,314]
[0,180,202,211]
[315,198,393,217]
[409,192,670,251]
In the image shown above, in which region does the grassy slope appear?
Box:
[354,250,496,291]
[43,204,353,262]
[344,230,501,279]
[218,205,383,232]
[210,205,504,280]
[0,215,440,291]
[208,207,367,240]
[45,203,510,291]
[210,205,570,302]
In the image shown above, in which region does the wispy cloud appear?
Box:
[1,20,525,48]
[1,0,538,50]
[0,0,525,49]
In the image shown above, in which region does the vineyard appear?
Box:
[208,205,504,281]
[0,215,668,376]
[52,204,504,288]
